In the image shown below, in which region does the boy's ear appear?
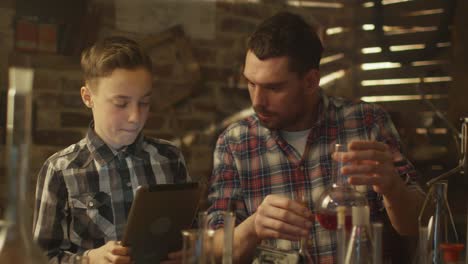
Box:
[80,86,93,108]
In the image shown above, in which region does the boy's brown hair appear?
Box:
[81,36,153,87]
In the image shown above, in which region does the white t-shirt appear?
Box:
[280,129,311,156]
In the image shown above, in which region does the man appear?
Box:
[206,12,424,263]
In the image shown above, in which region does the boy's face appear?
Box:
[81,67,152,150]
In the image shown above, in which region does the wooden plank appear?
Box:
[357,30,452,47]
[320,58,351,75]
[342,12,449,28]
[357,0,451,18]
[359,83,449,97]
[358,64,451,80]
[358,47,450,63]
[366,99,449,115]
[383,110,447,130]
[325,30,451,51]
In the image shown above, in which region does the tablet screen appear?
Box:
[122,183,200,263]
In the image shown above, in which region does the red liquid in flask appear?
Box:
[316,211,352,231]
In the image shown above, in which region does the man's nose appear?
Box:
[251,87,266,107]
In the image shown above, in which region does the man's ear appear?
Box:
[81,86,93,108]
[304,69,320,94]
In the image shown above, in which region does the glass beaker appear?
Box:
[316,144,368,231]
[181,229,199,264]
[194,212,216,264]
[418,181,460,264]
[0,67,48,263]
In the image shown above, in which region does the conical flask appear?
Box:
[316,144,368,231]
[0,67,48,263]
[418,181,460,264]
[344,206,373,264]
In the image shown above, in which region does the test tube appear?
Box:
[372,222,383,264]
[222,211,235,264]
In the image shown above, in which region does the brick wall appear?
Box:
[0,1,298,214]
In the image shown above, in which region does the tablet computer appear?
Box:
[122,183,200,263]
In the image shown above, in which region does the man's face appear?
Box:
[81,67,152,150]
[243,50,319,131]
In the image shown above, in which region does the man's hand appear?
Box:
[253,194,313,241]
[338,141,400,196]
[87,241,132,264]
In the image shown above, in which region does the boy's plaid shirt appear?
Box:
[207,91,422,263]
[33,126,189,263]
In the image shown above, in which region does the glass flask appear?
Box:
[71,255,90,264]
[222,211,235,264]
[336,206,347,264]
[294,190,314,264]
[418,181,460,264]
[344,206,373,264]
[316,144,368,231]
[0,67,48,263]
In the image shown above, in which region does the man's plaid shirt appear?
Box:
[207,90,422,263]
[33,126,189,263]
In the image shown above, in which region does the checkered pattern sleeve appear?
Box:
[207,129,248,229]
[33,160,78,263]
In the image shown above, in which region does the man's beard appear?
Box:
[255,108,286,130]
[254,106,302,131]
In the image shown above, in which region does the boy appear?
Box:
[33,36,189,264]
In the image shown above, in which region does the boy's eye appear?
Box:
[113,100,128,108]
[139,101,150,107]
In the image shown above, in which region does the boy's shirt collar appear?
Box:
[85,121,145,166]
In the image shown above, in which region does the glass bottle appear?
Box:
[316,144,368,231]
[0,67,48,263]
[418,181,460,264]
[344,206,373,264]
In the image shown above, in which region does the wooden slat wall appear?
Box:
[295,0,457,184]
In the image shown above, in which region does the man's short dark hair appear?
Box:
[247,12,323,76]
